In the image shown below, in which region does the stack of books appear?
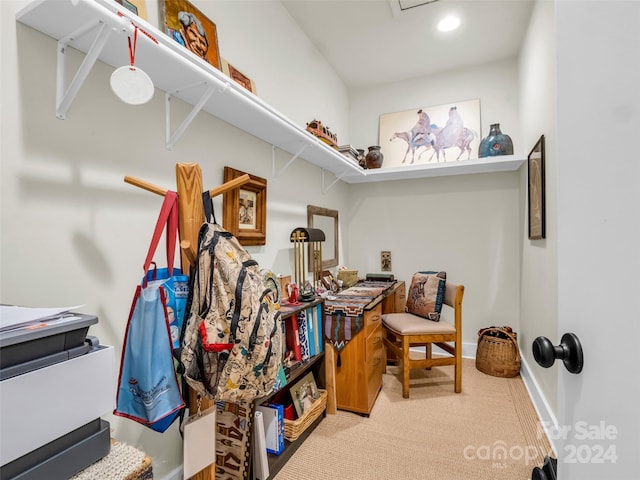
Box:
[338,145,362,165]
[284,303,324,364]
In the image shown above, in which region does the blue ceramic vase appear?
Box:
[478,123,513,158]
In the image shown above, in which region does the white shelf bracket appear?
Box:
[321,169,343,194]
[165,81,223,150]
[272,145,307,178]
[56,19,111,120]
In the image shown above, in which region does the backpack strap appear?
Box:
[228,260,260,345]
[202,190,217,224]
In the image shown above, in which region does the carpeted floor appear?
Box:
[274,357,553,480]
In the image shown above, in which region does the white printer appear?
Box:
[0,313,114,480]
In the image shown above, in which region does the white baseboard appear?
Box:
[161,466,182,480]
[519,355,559,455]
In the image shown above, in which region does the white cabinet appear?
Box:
[16,0,525,184]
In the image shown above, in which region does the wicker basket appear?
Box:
[337,270,358,288]
[476,328,521,378]
[283,389,327,441]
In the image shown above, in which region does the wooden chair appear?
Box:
[382,283,464,398]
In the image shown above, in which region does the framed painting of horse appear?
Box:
[378,99,481,168]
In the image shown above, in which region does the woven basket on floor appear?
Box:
[476,327,521,377]
[284,389,327,441]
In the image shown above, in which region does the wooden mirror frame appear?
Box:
[307,205,338,270]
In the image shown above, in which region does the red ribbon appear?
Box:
[128,25,138,70]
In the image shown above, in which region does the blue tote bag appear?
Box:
[114,191,186,432]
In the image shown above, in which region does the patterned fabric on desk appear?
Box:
[336,282,388,299]
[325,282,396,360]
[324,297,369,352]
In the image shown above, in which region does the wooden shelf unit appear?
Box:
[254,299,327,480]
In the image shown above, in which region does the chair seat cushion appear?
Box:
[382,312,456,335]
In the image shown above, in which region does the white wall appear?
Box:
[1,1,349,477]
[349,58,520,150]
[347,59,522,344]
[517,0,558,417]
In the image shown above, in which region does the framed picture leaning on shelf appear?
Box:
[115,0,147,19]
[221,58,257,94]
[379,98,481,167]
[159,0,221,69]
[290,371,320,418]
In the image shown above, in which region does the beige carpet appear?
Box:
[274,358,553,480]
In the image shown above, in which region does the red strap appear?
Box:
[128,25,138,69]
[143,191,179,282]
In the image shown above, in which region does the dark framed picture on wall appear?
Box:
[223,166,267,246]
[528,135,545,240]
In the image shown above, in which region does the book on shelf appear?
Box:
[273,363,288,392]
[285,314,302,362]
[297,310,310,361]
[256,403,285,455]
[252,410,269,480]
[306,307,317,358]
[316,303,324,353]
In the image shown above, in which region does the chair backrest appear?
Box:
[443,283,464,332]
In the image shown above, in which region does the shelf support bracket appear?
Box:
[56,20,111,120]
[322,169,343,194]
[272,144,307,178]
[165,82,224,150]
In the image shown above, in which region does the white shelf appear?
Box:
[16,0,525,185]
[342,154,526,183]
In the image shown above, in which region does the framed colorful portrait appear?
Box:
[528,135,546,240]
[221,58,257,94]
[159,0,221,69]
[223,166,267,246]
[378,98,481,167]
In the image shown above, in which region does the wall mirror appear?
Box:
[307,205,338,270]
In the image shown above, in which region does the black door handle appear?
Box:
[531,456,557,480]
[532,333,583,374]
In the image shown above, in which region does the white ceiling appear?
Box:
[280,0,535,89]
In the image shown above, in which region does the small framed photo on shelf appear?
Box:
[221,58,257,94]
[277,274,291,303]
[115,0,147,19]
[290,372,320,418]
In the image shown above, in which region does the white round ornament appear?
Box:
[110,65,154,105]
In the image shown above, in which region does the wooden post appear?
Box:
[175,163,214,480]
[176,163,205,274]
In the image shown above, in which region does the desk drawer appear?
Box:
[366,327,384,405]
[364,304,382,336]
[365,325,383,364]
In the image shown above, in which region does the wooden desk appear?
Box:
[326,281,405,415]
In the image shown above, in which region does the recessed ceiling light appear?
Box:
[437,15,460,32]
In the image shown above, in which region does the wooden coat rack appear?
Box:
[125,163,250,480]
